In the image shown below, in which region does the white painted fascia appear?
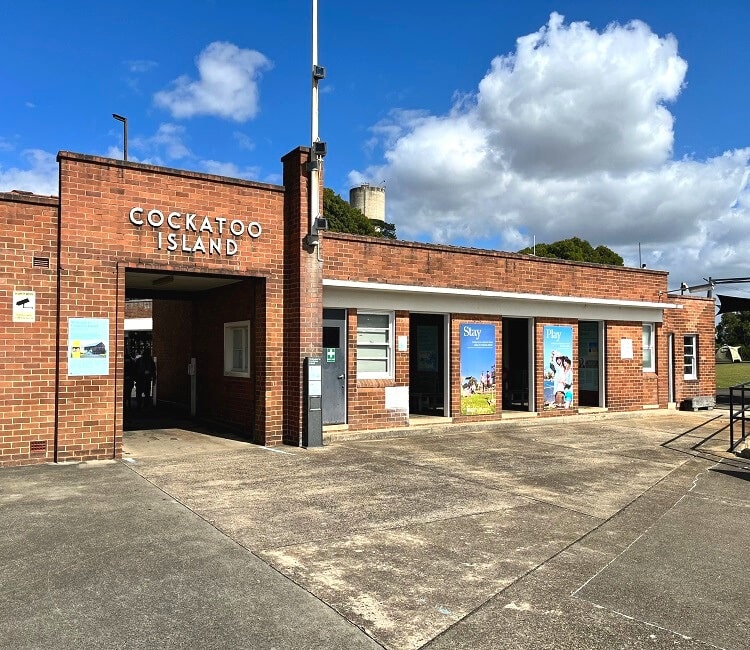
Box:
[323,279,678,322]
[124,317,153,331]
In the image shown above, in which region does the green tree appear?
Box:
[323,188,397,239]
[517,237,623,265]
[373,220,397,240]
[716,311,750,358]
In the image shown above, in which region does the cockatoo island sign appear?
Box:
[128,207,262,256]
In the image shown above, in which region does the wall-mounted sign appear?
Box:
[68,318,109,376]
[13,290,36,322]
[543,325,574,410]
[128,207,262,256]
[459,323,496,416]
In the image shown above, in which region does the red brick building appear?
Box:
[0,147,715,467]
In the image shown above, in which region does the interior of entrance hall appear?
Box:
[577,321,603,407]
[124,270,264,441]
[409,314,447,416]
[502,317,531,411]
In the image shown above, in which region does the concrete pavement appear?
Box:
[1,410,748,649]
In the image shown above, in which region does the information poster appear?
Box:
[543,325,574,410]
[68,318,109,376]
[459,323,496,415]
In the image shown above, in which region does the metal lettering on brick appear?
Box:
[129,207,262,256]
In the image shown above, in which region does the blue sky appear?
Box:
[2,1,749,290]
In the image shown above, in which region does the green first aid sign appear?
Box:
[326,348,336,362]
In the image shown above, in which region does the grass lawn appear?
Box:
[716,362,750,389]
[460,392,496,415]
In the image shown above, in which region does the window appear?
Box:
[224,321,250,377]
[357,312,393,378]
[684,335,697,380]
[642,324,655,372]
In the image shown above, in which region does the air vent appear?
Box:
[30,440,47,454]
[33,257,50,268]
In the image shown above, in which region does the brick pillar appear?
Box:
[282,147,323,445]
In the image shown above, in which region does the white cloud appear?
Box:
[233,131,255,151]
[124,59,157,93]
[127,59,157,73]
[131,123,192,161]
[0,149,58,195]
[351,13,750,285]
[200,160,261,180]
[154,41,272,122]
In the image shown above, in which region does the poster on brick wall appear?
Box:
[13,290,36,322]
[543,325,574,409]
[68,318,109,376]
[460,323,496,415]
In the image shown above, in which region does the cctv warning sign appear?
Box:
[13,290,36,322]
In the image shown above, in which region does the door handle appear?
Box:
[338,374,345,379]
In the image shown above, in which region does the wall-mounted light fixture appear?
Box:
[312,140,327,157]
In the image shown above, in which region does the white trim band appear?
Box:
[323,279,678,322]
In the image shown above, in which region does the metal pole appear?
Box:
[112,114,128,161]
[310,0,319,234]
[730,387,735,451]
[743,383,747,446]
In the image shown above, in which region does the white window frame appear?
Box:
[642,323,655,373]
[356,311,394,379]
[224,320,251,378]
[684,334,698,380]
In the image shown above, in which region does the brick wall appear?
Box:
[125,299,152,319]
[192,280,258,435]
[324,233,668,302]
[663,295,716,404]
[344,309,410,431]
[604,321,648,410]
[152,299,192,408]
[322,233,714,420]
[282,147,323,445]
[55,152,287,461]
[0,151,718,466]
[0,192,58,466]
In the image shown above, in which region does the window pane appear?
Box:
[231,327,247,371]
[642,324,654,371]
[356,312,392,377]
[358,358,388,373]
[359,313,389,329]
[323,326,340,349]
[643,349,652,368]
[359,346,388,359]
[357,330,389,345]
[684,335,697,379]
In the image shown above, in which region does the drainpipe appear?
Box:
[53,166,62,462]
